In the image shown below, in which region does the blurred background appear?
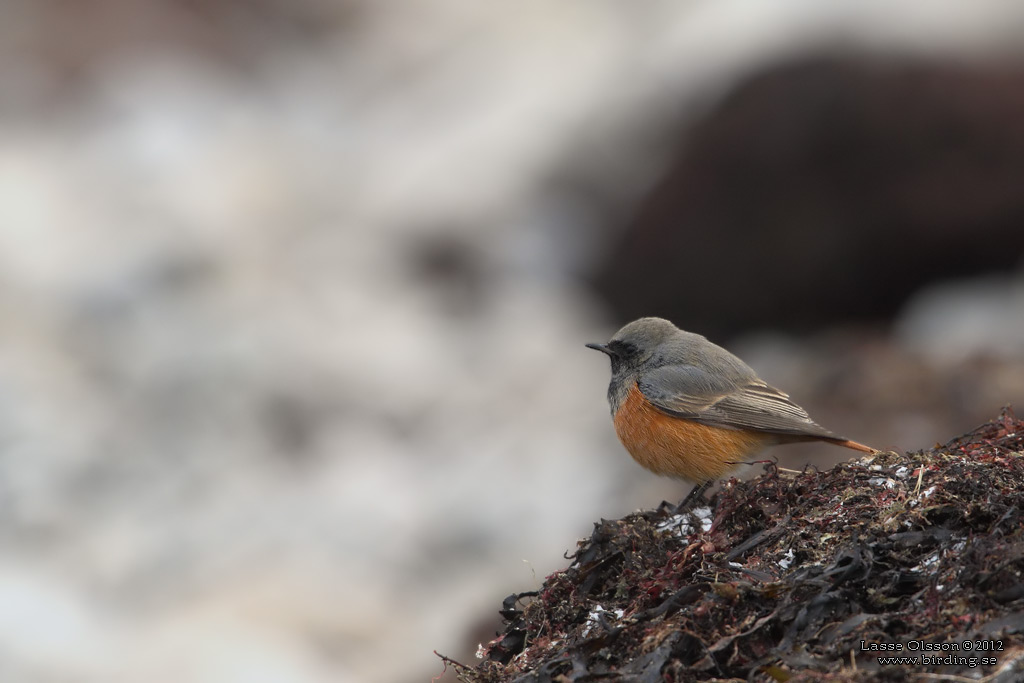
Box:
[2,1,1024,681]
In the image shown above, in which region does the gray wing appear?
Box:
[637,364,838,439]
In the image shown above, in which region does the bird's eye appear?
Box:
[608,340,637,358]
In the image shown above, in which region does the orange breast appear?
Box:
[613,383,772,483]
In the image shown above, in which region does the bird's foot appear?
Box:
[672,480,713,513]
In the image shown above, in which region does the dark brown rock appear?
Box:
[590,56,1024,339]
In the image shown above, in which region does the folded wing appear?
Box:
[638,364,839,440]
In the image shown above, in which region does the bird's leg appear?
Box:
[672,480,713,513]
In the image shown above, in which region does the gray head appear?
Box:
[587,317,756,415]
[586,317,682,374]
[587,317,687,413]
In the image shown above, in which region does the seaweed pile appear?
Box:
[443,410,1024,682]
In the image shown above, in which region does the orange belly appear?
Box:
[613,383,772,482]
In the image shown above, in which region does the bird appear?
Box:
[587,317,876,503]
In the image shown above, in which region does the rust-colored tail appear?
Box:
[829,438,878,454]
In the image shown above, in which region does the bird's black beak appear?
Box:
[585,342,614,356]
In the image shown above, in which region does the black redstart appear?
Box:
[587,317,875,489]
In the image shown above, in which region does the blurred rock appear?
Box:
[896,271,1024,363]
[591,56,1024,339]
